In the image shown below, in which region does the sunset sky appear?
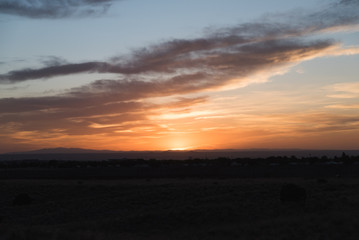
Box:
[1,0,359,153]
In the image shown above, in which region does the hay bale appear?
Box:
[280,184,306,203]
[317,178,328,184]
[12,193,33,206]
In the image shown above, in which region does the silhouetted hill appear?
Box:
[1,148,359,161]
[6,147,117,155]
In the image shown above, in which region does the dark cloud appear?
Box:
[40,56,68,67]
[0,95,207,136]
[0,62,108,83]
[0,0,118,19]
[296,113,359,133]
[0,74,211,114]
[0,39,335,84]
[340,0,359,6]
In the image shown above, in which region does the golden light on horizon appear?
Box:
[165,133,196,151]
[170,147,191,151]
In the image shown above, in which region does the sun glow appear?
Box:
[167,136,194,151]
[170,147,190,151]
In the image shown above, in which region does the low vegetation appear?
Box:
[1,178,359,239]
[0,152,357,169]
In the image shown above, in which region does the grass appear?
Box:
[1,178,359,239]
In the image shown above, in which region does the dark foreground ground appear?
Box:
[1,177,359,239]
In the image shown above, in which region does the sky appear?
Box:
[0,0,359,153]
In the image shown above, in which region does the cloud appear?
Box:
[327,82,359,94]
[218,111,359,136]
[0,62,107,83]
[1,40,335,86]
[0,92,207,134]
[0,0,119,19]
[296,113,359,133]
[40,56,68,67]
[325,104,359,109]
[326,82,359,98]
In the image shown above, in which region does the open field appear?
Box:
[1,177,359,239]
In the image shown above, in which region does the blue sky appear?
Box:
[0,0,358,152]
[2,0,357,97]
[0,0,327,64]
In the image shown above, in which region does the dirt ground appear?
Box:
[1,178,359,239]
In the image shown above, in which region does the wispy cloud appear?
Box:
[325,104,359,109]
[0,0,119,19]
[327,82,359,94]
[326,82,359,98]
[294,112,359,133]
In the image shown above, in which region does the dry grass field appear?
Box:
[1,178,359,239]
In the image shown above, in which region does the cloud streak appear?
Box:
[0,0,118,19]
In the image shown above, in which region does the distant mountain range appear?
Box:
[6,147,313,155]
[6,147,118,155]
[2,147,359,161]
